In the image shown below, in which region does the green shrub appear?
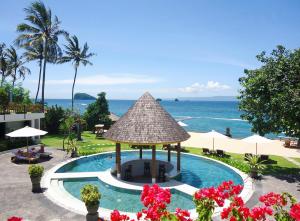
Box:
[28,165,44,177]
[246,155,266,174]
[45,105,66,134]
[81,184,101,207]
[84,92,112,131]
[0,87,9,108]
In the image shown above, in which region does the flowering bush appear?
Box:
[193,180,243,221]
[7,217,23,221]
[110,181,300,221]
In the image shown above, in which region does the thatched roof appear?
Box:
[104,92,190,145]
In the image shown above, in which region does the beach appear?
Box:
[183,132,300,158]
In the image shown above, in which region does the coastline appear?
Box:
[183,132,300,158]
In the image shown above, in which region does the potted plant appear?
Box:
[245,155,266,178]
[81,184,101,221]
[28,164,44,192]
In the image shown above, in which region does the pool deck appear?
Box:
[0,147,300,221]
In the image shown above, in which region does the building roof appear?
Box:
[104,92,190,145]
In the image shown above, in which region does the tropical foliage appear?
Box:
[239,45,300,140]
[84,92,112,131]
[16,1,67,107]
[59,35,95,111]
[44,105,66,134]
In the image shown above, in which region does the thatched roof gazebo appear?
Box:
[104,92,190,183]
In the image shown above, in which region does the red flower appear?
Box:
[259,192,286,207]
[175,208,192,221]
[290,203,300,221]
[110,210,130,221]
[7,217,23,221]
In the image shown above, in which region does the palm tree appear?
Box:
[0,43,10,87]
[59,35,95,111]
[6,46,31,102]
[15,1,67,108]
[24,41,61,103]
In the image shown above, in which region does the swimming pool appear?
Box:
[56,151,243,188]
[63,177,195,213]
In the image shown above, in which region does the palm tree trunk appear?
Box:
[41,39,48,111]
[10,71,16,102]
[35,58,43,103]
[71,66,78,112]
[1,75,4,87]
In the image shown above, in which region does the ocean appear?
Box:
[46,99,256,138]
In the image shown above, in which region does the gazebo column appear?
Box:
[177,143,181,171]
[151,145,156,183]
[167,144,171,162]
[139,146,143,159]
[116,143,121,178]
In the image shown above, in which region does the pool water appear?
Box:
[57,151,243,188]
[63,177,195,213]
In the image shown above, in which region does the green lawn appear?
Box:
[41,131,300,176]
[292,158,300,164]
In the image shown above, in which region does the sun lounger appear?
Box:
[13,150,40,163]
[216,149,225,157]
[202,148,210,155]
[259,155,269,161]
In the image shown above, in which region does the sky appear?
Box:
[1,0,300,99]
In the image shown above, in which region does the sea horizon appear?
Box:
[44,98,275,139]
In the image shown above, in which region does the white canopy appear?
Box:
[242,134,273,144]
[178,121,188,127]
[200,130,229,150]
[200,130,229,139]
[242,134,273,154]
[6,126,47,152]
[6,126,48,138]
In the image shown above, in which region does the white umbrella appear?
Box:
[6,126,48,152]
[242,134,273,155]
[178,121,188,127]
[200,130,229,151]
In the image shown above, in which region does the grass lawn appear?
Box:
[292,158,300,164]
[42,131,300,176]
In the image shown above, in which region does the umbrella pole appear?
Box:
[256,143,257,155]
[27,137,29,153]
[213,138,214,151]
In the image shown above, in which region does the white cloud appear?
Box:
[30,73,160,85]
[179,81,231,93]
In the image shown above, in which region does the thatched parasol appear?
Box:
[104,92,190,145]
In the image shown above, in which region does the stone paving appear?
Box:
[0,148,300,221]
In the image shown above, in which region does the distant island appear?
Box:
[74,93,96,100]
[156,98,162,102]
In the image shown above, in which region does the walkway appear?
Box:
[0,148,299,221]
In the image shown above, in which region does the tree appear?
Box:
[59,116,75,150]
[239,45,300,142]
[84,92,112,131]
[0,43,10,87]
[58,35,95,111]
[16,1,67,108]
[6,46,30,102]
[44,105,66,134]
[24,41,60,103]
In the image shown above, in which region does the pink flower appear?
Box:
[7,217,23,221]
[290,203,300,221]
